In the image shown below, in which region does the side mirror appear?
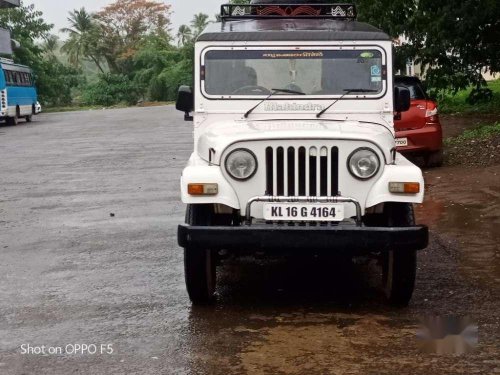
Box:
[394,86,411,113]
[176,85,193,121]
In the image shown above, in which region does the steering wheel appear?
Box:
[232,85,271,95]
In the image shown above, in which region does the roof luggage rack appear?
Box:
[220,3,357,21]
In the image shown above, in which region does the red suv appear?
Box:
[395,76,443,167]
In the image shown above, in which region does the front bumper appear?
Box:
[178,224,429,254]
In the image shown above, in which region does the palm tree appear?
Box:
[177,25,192,46]
[43,35,59,58]
[61,8,105,73]
[191,13,210,38]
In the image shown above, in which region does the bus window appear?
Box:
[4,71,11,85]
[3,69,35,87]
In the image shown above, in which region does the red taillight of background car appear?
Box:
[425,102,439,124]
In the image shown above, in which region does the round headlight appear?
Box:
[348,148,381,180]
[225,149,258,180]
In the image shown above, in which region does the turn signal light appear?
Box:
[389,182,421,194]
[188,183,218,196]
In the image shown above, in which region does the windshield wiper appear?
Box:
[244,88,305,118]
[316,88,379,118]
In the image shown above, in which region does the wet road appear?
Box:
[0,107,498,374]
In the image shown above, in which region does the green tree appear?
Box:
[96,0,173,73]
[356,0,500,99]
[0,2,82,106]
[61,8,105,73]
[0,2,51,64]
[191,13,210,38]
[82,73,139,106]
[133,35,193,101]
[177,24,192,46]
[36,57,84,106]
[42,34,59,57]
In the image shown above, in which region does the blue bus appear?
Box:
[0,58,38,125]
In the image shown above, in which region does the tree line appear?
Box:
[0,0,498,107]
[0,0,214,107]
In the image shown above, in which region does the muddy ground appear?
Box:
[440,114,500,167]
[0,107,498,374]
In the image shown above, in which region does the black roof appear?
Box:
[198,19,390,42]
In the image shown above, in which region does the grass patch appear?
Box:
[445,122,500,145]
[439,79,500,115]
[43,105,124,113]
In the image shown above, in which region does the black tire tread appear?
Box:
[383,203,417,307]
[184,205,216,305]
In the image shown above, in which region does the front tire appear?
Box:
[381,203,417,306]
[6,115,18,126]
[184,205,217,305]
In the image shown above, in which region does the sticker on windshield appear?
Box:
[360,52,374,58]
[371,65,381,76]
[371,65,382,82]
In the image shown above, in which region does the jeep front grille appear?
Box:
[265,146,339,196]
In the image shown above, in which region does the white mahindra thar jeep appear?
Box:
[176,1,429,306]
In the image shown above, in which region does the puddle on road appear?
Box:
[416,165,500,285]
[239,314,416,375]
[180,164,500,375]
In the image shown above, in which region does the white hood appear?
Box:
[197,120,395,165]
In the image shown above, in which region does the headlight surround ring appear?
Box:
[347,147,381,180]
[225,148,258,181]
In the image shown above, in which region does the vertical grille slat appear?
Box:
[265,147,273,195]
[273,147,278,196]
[298,147,306,196]
[331,147,339,195]
[265,144,339,197]
[305,147,311,196]
[287,147,295,196]
[320,147,328,196]
[276,147,284,196]
[309,147,317,196]
[327,147,332,196]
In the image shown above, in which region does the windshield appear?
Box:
[203,49,385,98]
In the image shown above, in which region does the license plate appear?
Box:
[263,203,344,222]
[395,137,408,147]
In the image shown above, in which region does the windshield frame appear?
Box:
[200,45,388,101]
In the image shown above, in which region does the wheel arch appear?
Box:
[366,153,424,208]
[181,155,240,209]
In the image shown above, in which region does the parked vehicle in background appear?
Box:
[0,58,38,125]
[394,76,443,167]
[35,101,42,114]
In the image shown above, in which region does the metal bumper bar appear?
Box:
[245,196,363,226]
[178,224,429,253]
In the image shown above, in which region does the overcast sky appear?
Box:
[31,0,224,38]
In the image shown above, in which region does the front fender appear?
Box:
[366,154,425,208]
[180,155,240,209]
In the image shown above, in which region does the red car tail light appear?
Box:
[425,102,439,123]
